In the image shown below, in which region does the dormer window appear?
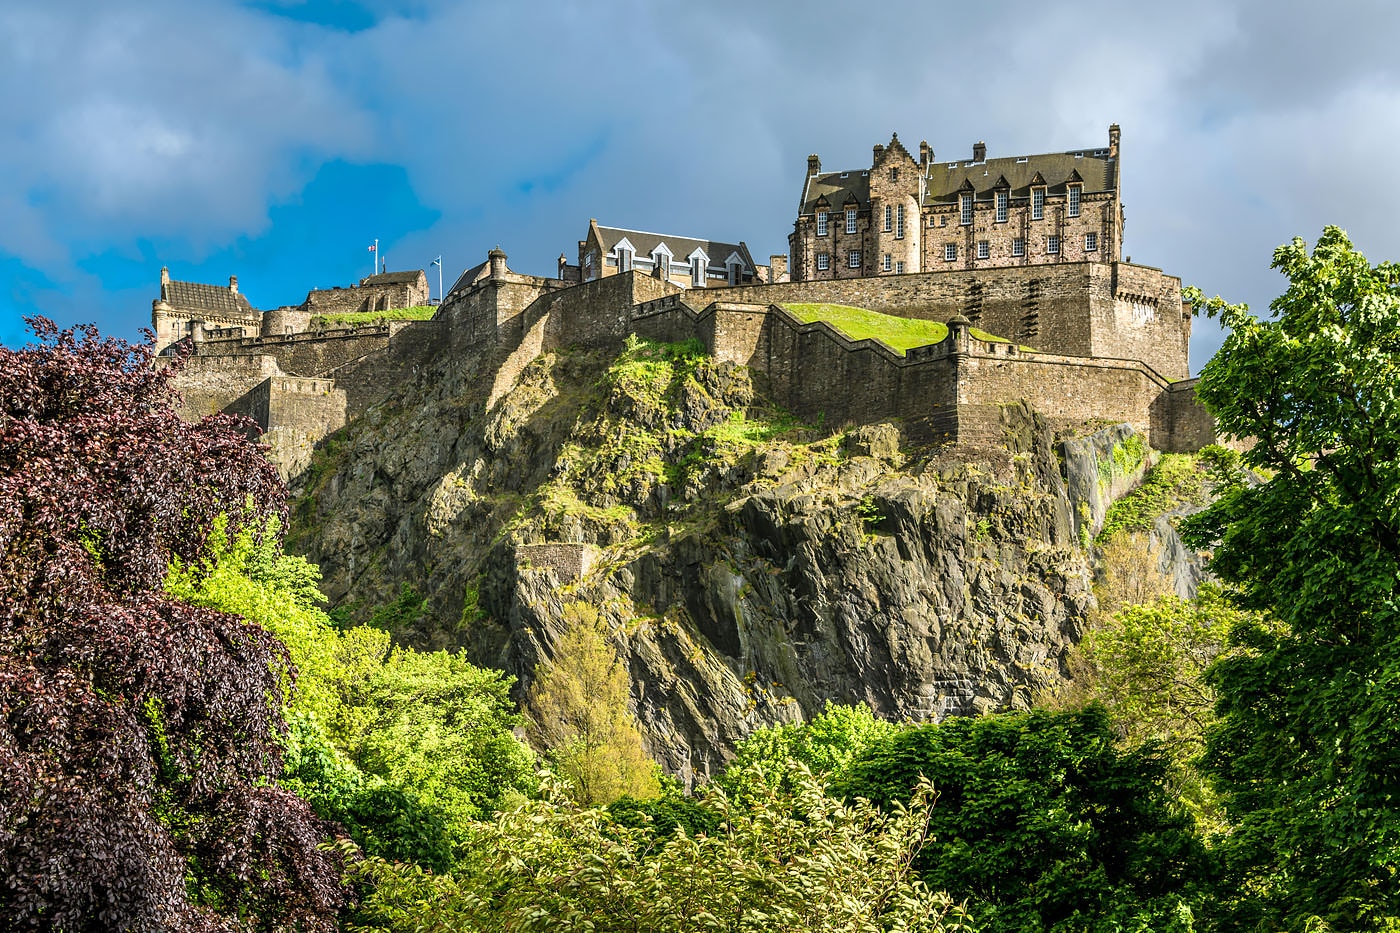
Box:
[816,211,829,236]
[1068,184,1082,218]
[691,257,705,287]
[652,248,672,279]
[1032,187,1046,220]
[727,255,744,285]
[617,246,633,272]
[960,193,973,225]
[845,208,857,234]
[995,190,1008,223]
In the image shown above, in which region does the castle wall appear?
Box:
[678,260,1186,379]
[165,354,282,421]
[1165,380,1217,453]
[191,327,393,378]
[260,376,348,480]
[328,320,444,418]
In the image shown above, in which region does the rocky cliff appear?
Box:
[287,336,1199,782]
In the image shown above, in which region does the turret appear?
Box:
[488,247,508,283]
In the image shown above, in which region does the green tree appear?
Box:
[526,602,659,805]
[347,768,973,933]
[715,701,899,797]
[1182,227,1400,930]
[834,707,1208,933]
[167,521,535,869]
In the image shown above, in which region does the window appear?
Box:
[692,257,705,287]
[889,167,898,181]
[816,211,829,236]
[995,190,1008,223]
[816,253,830,271]
[960,193,973,225]
[1068,185,1081,218]
[884,205,893,232]
[929,215,937,227]
[896,204,905,239]
[1085,232,1098,251]
[846,208,857,234]
[728,261,741,285]
[977,240,990,260]
[944,243,957,262]
[1032,188,1045,220]
[882,254,892,272]
[617,247,633,272]
[653,252,670,277]
[895,261,905,274]
[583,252,594,281]
[1012,238,1025,257]
[1047,235,1060,254]
[848,249,861,269]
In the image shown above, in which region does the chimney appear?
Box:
[1109,123,1121,158]
[919,140,932,168]
[160,266,171,287]
[768,254,789,283]
[807,154,821,176]
[873,143,885,162]
[228,275,238,295]
[972,141,986,162]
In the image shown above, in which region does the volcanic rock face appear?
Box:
[289,339,1181,783]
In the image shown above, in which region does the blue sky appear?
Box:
[3,0,1399,371]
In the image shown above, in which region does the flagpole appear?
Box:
[372,238,378,278]
[432,256,443,304]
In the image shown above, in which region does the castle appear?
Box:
[156,126,1215,479]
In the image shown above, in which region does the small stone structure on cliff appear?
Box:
[155,123,1216,480]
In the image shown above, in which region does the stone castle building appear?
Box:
[560,220,787,289]
[157,122,1219,482]
[790,125,1122,281]
[153,268,431,354]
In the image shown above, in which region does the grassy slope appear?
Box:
[781,303,1008,355]
[312,305,437,327]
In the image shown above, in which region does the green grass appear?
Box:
[780,303,1009,355]
[311,305,437,328]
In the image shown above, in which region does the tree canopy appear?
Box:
[0,321,344,930]
[1184,227,1400,930]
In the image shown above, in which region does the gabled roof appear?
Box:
[799,171,871,216]
[361,270,424,286]
[594,224,756,271]
[445,259,490,299]
[162,279,256,315]
[926,148,1116,203]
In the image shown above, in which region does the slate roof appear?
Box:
[444,259,490,300]
[161,279,257,315]
[362,270,424,286]
[925,150,1116,203]
[596,225,756,271]
[798,171,870,216]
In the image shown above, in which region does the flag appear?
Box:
[368,244,377,252]
[431,256,441,266]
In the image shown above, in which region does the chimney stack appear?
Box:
[160,267,171,287]
[919,140,932,168]
[229,275,238,295]
[1109,123,1121,158]
[807,154,821,176]
[873,143,885,161]
[973,141,986,162]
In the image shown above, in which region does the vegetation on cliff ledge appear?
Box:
[782,301,1011,353]
[310,304,436,328]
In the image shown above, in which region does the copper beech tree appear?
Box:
[0,320,344,931]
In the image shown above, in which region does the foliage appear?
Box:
[783,302,1012,355]
[715,701,899,797]
[0,320,344,931]
[526,602,659,805]
[311,305,437,328]
[1182,228,1400,930]
[834,707,1208,933]
[1059,587,1255,832]
[367,582,427,632]
[167,520,535,869]
[1097,452,1211,543]
[346,768,973,933]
